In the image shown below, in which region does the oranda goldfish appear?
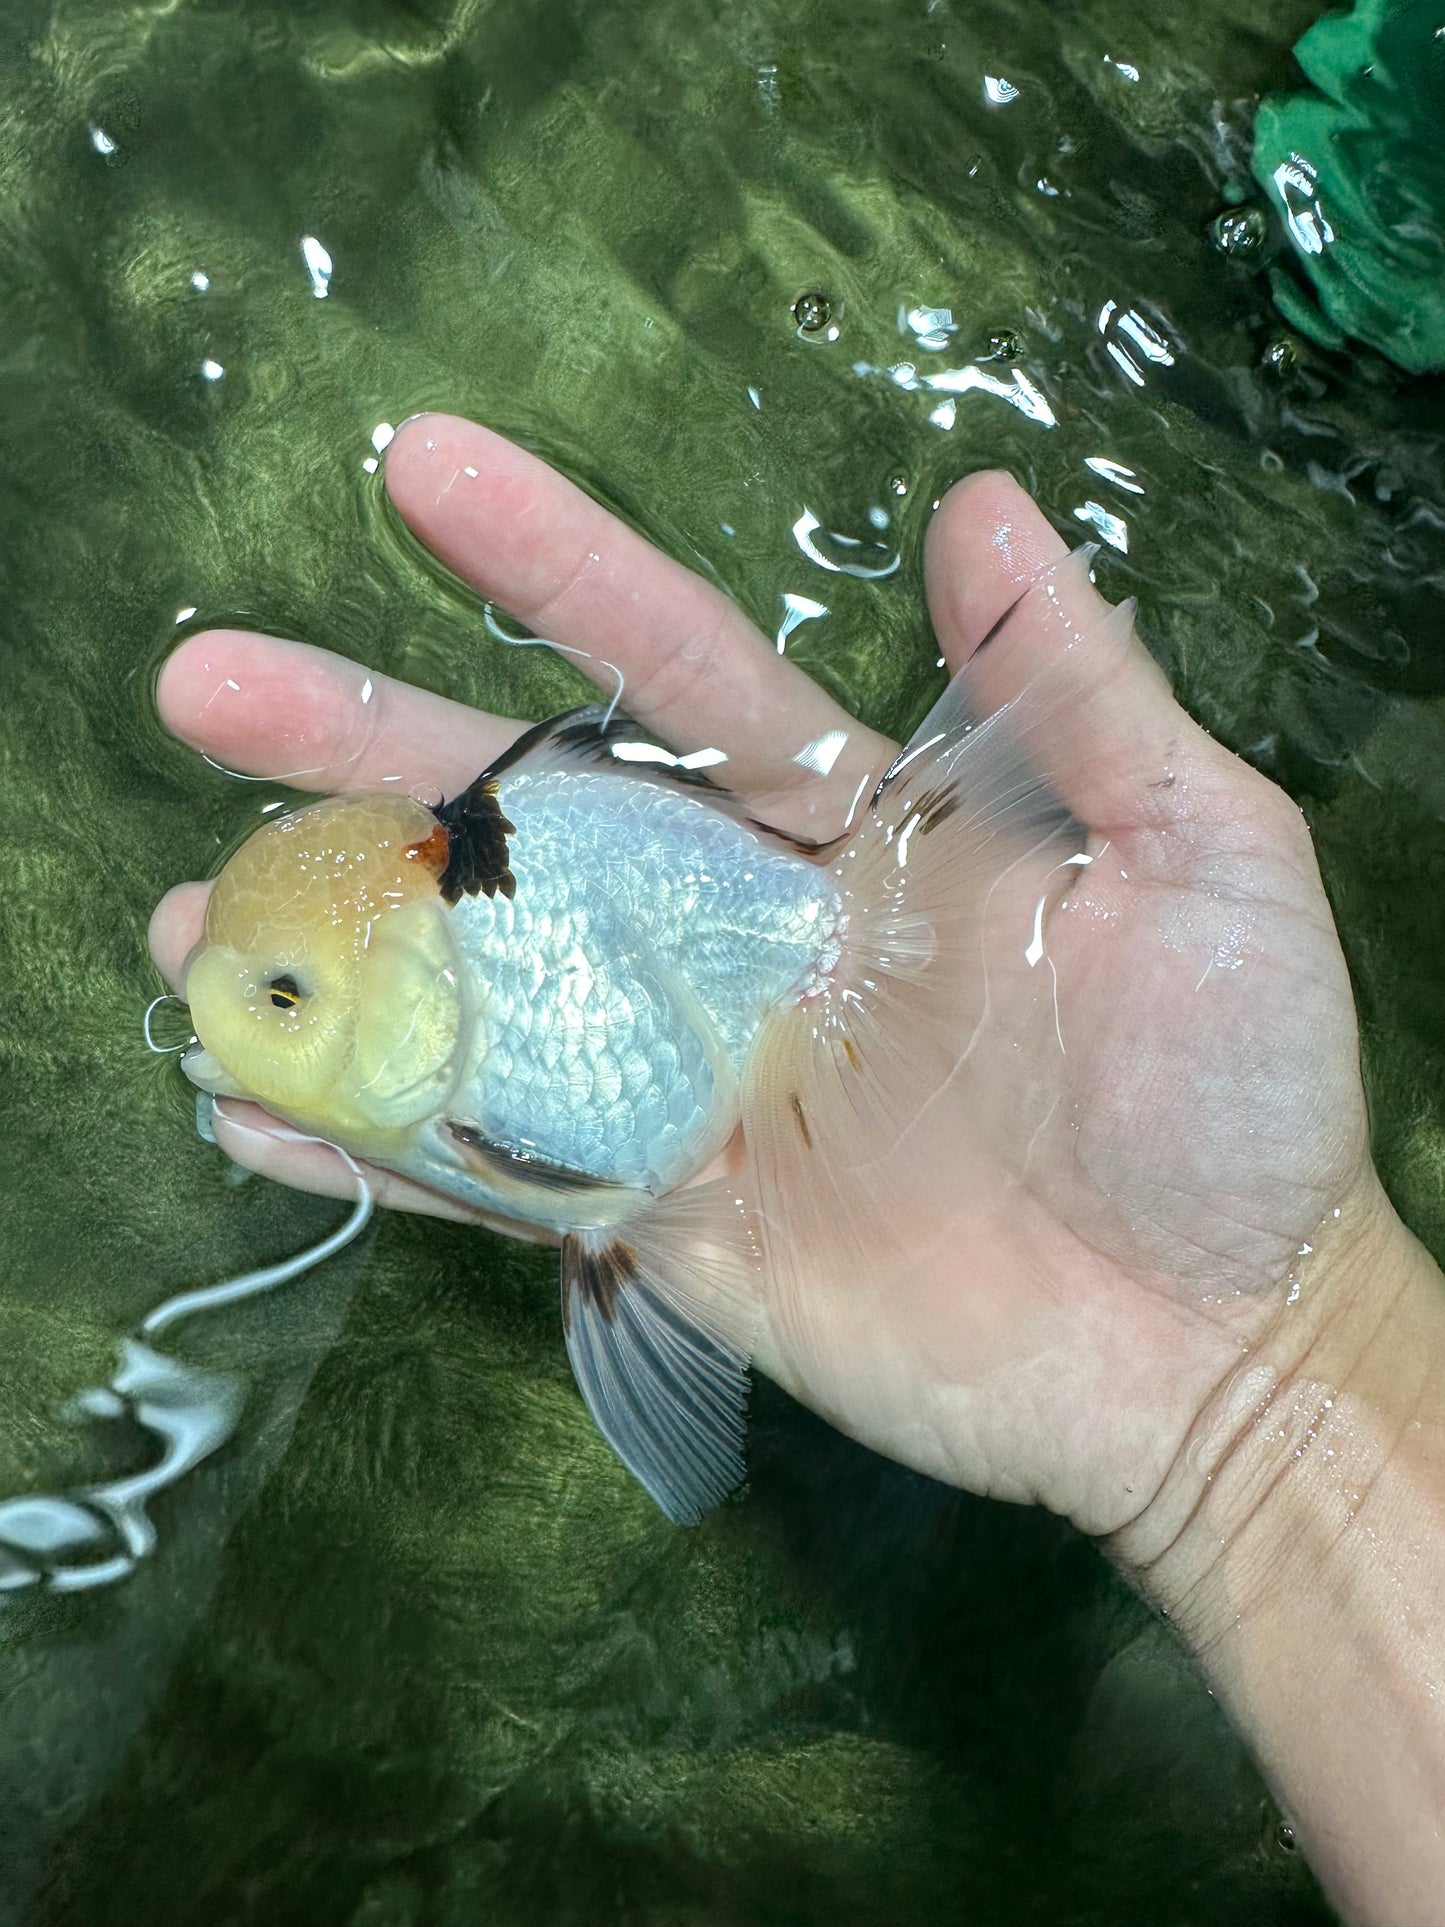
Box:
[181,645,1081,1523]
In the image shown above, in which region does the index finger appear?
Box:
[385,415,890,803]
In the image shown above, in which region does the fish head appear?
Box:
[182,793,469,1154]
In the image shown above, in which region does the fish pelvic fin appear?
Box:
[560,1180,762,1526]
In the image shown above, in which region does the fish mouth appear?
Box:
[180,1042,248,1099]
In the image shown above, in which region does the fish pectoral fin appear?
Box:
[560,1182,762,1526]
[447,1121,629,1201]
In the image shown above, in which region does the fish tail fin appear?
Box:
[742,562,1112,1363]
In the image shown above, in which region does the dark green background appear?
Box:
[0,0,1441,1920]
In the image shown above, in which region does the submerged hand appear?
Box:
[151,413,1377,1534]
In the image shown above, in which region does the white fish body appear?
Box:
[429,742,843,1219]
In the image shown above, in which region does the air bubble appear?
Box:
[792,291,832,333]
[1212,207,1266,257]
[1263,338,1298,377]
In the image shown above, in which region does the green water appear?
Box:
[0,0,1441,1919]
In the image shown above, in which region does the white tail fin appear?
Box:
[742,571,1105,1401]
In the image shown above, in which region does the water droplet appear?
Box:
[0,1496,110,1560]
[774,591,829,653]
[1072,501,1129,553]
[1084,455,1145,495]
[793,729,849,776]
[1271,157,1335,256]
[791,510,899,579]
[1212,206,1266,257]
[902,305,955,350]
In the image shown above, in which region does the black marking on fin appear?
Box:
[433,781,516,905]
[447,1122,624,1199]
[560,1238,636,1332]
[744,814,845,857]
[790,1092,813,1149]
[560,1231,749,1525]
[865,583,1033,818]
[470,707,590,783]
[550,712,727,790]
[915,783,963,835]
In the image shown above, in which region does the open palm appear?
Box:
[150,415,1371,1536]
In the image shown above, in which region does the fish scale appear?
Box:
[446,766,840,1191]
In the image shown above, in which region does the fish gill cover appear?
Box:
[0,0,1440,1921]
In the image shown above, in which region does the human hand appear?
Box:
[149,413,1382,1546]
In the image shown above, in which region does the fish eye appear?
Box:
[267,973,305,1011]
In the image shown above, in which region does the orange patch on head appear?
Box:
[405,823,451,878]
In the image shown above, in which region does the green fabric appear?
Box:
[1253,0,1445,371]
[0,0,1441,1919]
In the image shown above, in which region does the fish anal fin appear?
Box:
[560,1182,761,1526]
[561,1236,635,1328]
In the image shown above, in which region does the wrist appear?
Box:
[1109,1180,1445,1923]
[1111,1176,1445,1635]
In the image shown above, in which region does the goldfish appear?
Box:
[181,640,1082,1523]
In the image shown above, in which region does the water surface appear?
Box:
[1,0,1441,1920]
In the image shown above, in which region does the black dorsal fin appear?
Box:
[433,779,516,905]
